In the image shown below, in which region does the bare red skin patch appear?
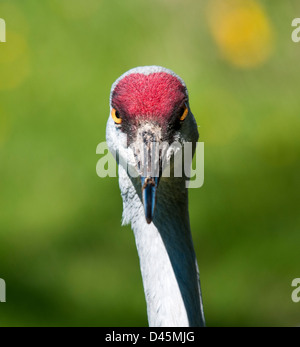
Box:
[111,72,187,122]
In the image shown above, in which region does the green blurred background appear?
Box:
[0,0,299,326]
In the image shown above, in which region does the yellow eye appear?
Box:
[111,108,122,124]
[180,104,189,121]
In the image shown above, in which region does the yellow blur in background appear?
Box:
[0,0,300,326]
[208,0,273,68]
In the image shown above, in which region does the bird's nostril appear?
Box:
[142,177,156,189]
[142,130,156,143]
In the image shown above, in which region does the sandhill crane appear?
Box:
[106,66,205,327]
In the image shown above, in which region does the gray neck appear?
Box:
[119,166,205,327]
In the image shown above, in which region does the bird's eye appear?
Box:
[111,108,122,124]
[180,104,189,121]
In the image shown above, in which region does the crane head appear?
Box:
[106,66,199,224]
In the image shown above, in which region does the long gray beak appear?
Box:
[132,124,163,224]
[141,176,159,224]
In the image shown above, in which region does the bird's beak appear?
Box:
[131,123,163,224]
[141,176,159,224]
